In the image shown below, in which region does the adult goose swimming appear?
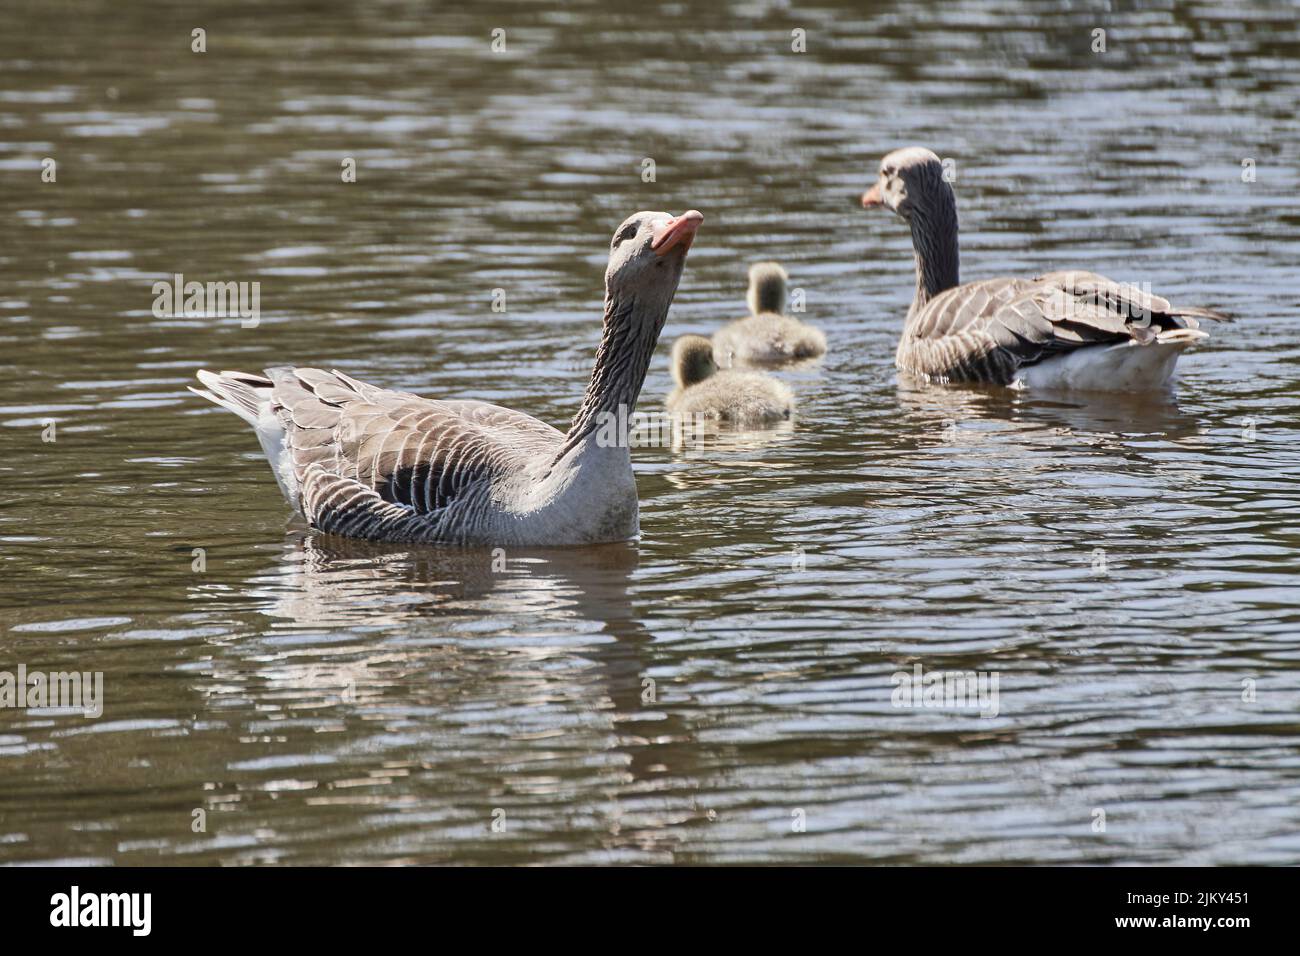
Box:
[189,209,703,546]
[860,147,1226,391]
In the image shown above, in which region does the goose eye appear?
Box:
[613,223,639,248]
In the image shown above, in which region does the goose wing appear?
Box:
[267,368,563,536]
[900,272,1226,384]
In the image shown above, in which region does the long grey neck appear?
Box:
[906,191,960,317]
[556,292,666,462]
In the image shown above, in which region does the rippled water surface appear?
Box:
[2,0,1299,864]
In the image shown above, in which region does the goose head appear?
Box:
[671,334,718,388]
[562,210,705,448]
[746,261,789,316]
[860,147,960,302]
[605,209,704,305]
[860,146,950,222]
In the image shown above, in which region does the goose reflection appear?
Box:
[894,376,1202,448]
[224,532,703,859]
[660,418,800,494]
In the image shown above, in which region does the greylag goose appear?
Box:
[666,334,794,425]
[189,209,703,546]
[861,147,1226,390]
[711,262,827,366]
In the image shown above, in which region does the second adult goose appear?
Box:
[712,262,827,366]
[861,147,1226,390]
[189,210,703,546]
[666,334,794,425]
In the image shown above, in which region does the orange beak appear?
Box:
[861,184,883,208]
[651,210,704,255]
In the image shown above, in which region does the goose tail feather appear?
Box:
[1168,305,1231,326]
[1155,327,1211,346]
[191,369,274,426]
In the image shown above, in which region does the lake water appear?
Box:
[2,0,1298,865]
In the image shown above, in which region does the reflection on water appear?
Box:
[2,0,1299,864]
[894,380,1207,443]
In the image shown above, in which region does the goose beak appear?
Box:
[861,184,883,208]
[651,210,704,256]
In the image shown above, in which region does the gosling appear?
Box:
[666,335,794,426]
[711,262,827,366]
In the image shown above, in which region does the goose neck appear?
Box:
[906,196,960,315]
[557,292,665,462]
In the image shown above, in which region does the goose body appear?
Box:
[861,147,1225,391]
[711,262,826,366]
[666,334,794,425]
[190,210,703,546]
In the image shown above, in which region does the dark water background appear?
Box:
[1,0,1298,864]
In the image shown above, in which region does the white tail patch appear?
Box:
[190,370,299,511]
[1015,337,1205,392]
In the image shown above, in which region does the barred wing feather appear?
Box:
[264,368,563,538]
[898,271,1227,385]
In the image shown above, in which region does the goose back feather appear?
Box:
[896,270,1221,387]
